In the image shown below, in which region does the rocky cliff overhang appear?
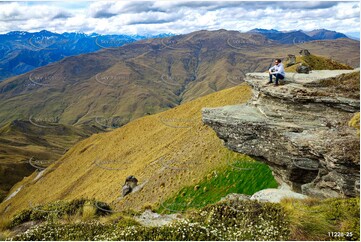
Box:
[202,70,360,198]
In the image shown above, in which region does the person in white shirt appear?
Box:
[268,59,285,86]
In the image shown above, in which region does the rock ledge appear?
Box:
[202,70,360,198]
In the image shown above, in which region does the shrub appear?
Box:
[82,201,97,221]
[9,200,290,241]
[281,197,360,241]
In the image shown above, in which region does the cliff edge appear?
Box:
[202,70,360,198]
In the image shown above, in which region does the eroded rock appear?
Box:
[202,70,359,198]
[251,188,307,203]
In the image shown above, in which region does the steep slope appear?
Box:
[0,30,358,128]
[0,83,254,219]
[203,70,360,198]
[0,120,102,202]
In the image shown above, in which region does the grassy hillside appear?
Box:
[0,68,359,240]
[1,53,357,216]
[0,83,256,219]
[0,120,102,202]
[293,38,359,68]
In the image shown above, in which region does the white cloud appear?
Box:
[0,1,358,36]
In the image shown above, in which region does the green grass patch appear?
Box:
[158,154,278,213]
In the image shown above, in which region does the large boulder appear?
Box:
[122,175,138,197]
[202,70,359,198]
[296,64,311,74]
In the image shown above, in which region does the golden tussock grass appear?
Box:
[0,84,252,219]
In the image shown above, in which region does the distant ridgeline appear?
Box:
[248,28,352,44]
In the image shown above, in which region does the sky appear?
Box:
[0,1,359,38]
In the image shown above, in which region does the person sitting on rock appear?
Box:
[268,59,285,86]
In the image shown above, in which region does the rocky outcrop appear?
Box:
[122,175,139,197]
[250,188,307,203]
[299,49,311,56]
[202,70,360,198]
[286,54,296,67]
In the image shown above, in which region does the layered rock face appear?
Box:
[202,70,360,198]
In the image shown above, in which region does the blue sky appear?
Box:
[0,1,359,38]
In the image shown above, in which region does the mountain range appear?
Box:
[0,28,353,81]
[0,30,174,81]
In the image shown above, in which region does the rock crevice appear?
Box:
[202,70,360,198]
